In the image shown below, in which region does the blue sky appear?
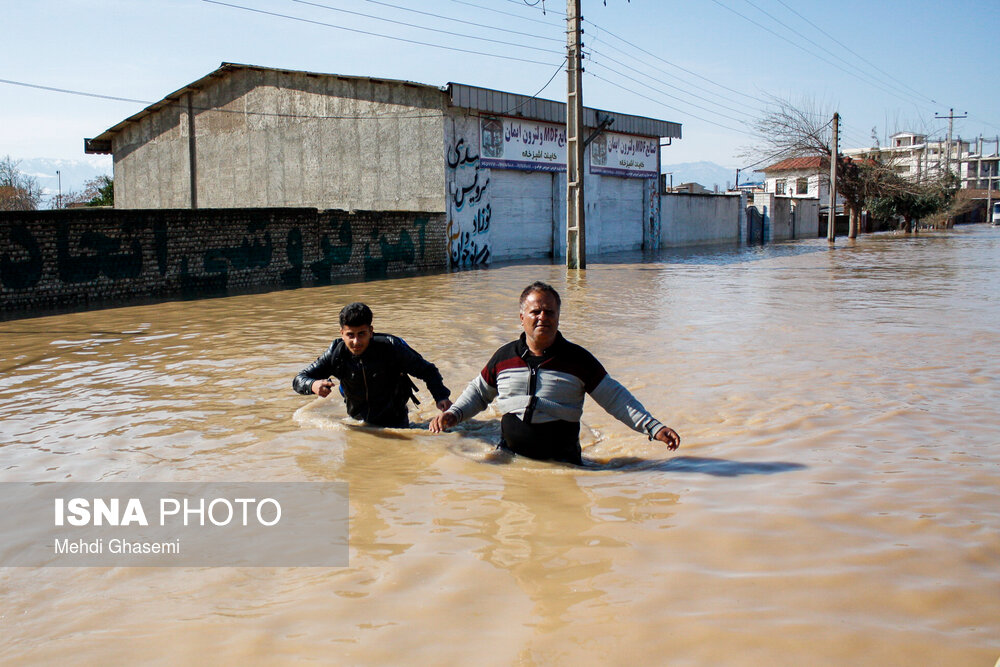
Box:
[4,0,999,170]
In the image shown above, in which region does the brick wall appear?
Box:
[1,208,447,319]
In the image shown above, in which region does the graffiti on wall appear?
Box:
[1,213,442,311]
[446,134,491,267]
[1,224,43,290]
[363,217,427,280]
[645,178,660,249]
[308,217,354,285]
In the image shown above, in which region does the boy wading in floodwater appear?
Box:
[293,302,452,428]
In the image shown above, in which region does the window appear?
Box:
[775,179,787,195]
[795,178,809,195]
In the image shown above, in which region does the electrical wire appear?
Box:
[489,57,567,116]
[586,33,766,116]
[507,0,564,17]
[357,0,560,42]
[585,71,746,134]
[707,0,934,111]
[737,0,935,111]
[201,0,559,67]
[0,77,440,120]
[585,59,751,126]
[0,78,150,106]
[770,0,937,106]
[587,47,756,120]
[443,0,558,28]
[288,0,563,55]
[583,19,769,106]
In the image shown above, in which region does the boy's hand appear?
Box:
[311,379,335,397]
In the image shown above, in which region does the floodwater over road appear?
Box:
[2,225,999,665]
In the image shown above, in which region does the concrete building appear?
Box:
[85,62,681,266]
[841,131,978,184]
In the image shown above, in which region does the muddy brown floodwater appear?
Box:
[1,226,999,665]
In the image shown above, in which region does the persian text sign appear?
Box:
[479,117,567,172]
[0,482,348,567]
[589,131,659,178]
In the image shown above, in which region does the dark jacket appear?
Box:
[293,333,450,426]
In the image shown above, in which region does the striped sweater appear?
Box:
[447,332,665,439]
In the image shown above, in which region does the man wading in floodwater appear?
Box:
[293,302,452,428]
[429,281,680,463]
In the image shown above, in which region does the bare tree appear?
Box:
[0,155,43,211]
[743,97,954,235]
[743,95,834,161]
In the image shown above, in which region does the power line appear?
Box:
[707,0,934,111]
[0,77,442,120]
[357,0,559,42]
[1,58,569,125]
[0,78,150,106]
[737,0,934,111]
[289,0,563,54]
[583,19,770,107]
[586,71,746,134]
[506,0,565,17]
[201,0,559,67]
[585,58,751,126]
[443,0,559,27]
[770,0,937,106]
[481,57,567,117]
[587,47,757,121]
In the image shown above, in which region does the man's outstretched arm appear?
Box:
[590,375,680,450]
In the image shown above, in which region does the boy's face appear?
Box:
[340,324,374,356]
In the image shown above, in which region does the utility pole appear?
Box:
[565,0,586,269]
[935,108,967,177]
[828,112,838,243]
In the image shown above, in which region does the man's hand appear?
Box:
[429,411,458,434]
[436,399,453,412]
[311,379,335,398]
[654,426,681,450]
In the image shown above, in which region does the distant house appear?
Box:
[756,155,842,212]
[670,182,711,195]
[84,62,682,266]
[758,156,824,196]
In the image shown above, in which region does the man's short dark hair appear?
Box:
[340,302,373,328]
[519,281,561,309]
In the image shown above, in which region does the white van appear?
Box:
[992,202,1000,225]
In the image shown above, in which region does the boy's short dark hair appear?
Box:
[519,281,561,308]
[339,302,373,328]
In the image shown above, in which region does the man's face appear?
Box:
[519,290,560,352]
[340,324,374,356]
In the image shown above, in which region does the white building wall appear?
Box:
[660,193,741,246]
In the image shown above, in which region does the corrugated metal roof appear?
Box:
[447,82,681,139]
[85,63,682,153]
